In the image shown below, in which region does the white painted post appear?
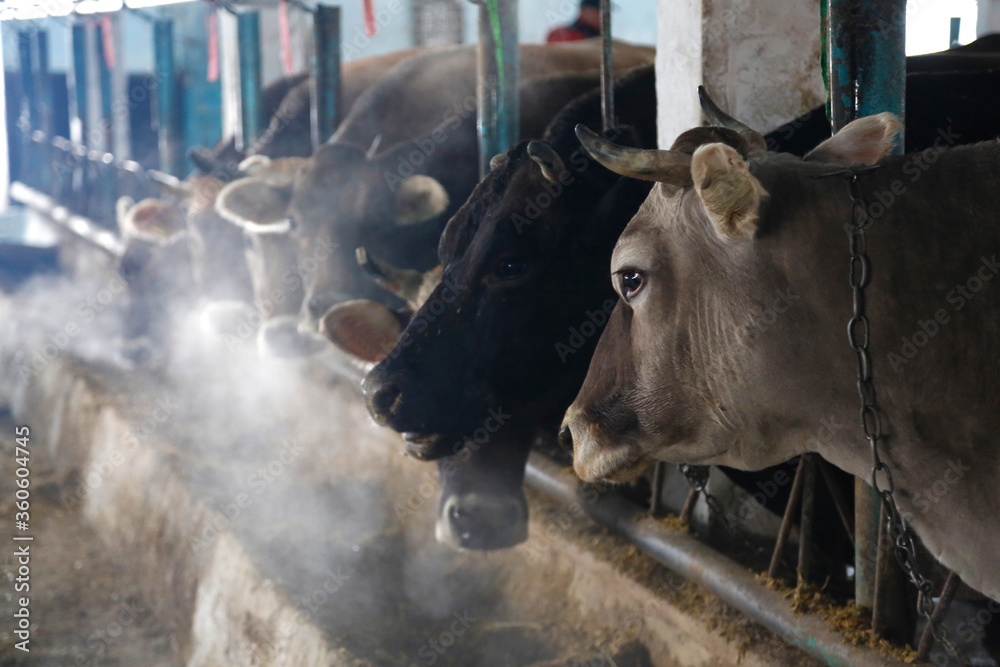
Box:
[978,0,1000,36]
[656,0,825,149]
[655,0,703,149]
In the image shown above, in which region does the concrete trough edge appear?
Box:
[525,452,909,667]
[4,356,362,667]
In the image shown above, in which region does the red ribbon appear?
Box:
[206,5,219,83]
[363,0,377,37]
[100,15,116,70]
[279,0,294,76]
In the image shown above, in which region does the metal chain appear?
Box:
[832,168,967,664]
[679,464,766,559]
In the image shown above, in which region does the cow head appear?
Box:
[319,261,530,550]
[562,92,902,483]
[291,141,451,327]
[359,129,654,460]
[214,156,315,355]
[212,142,452,343]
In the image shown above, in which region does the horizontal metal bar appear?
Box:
[524,453,907,667]
[9,181,124,257]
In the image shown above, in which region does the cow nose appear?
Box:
[558,424,573,453]
[368,382,401,420]
[436,494,528,550]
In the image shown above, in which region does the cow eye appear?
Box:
[494,257,528,280]
[618,270,644,301]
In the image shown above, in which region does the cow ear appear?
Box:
[395,175,449,225]
[118,197,188,243]
[319,299,404,364]
[527,140,567,183]
[215,178,294,234]
[116,196,135,234]
[237,154,271,176]
[804,112,901,166]
[691,143,767,242]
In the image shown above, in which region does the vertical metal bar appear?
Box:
[915,571,961,661]
[17,31,36,188]
[18,31,36,127]
[826,0,906,616]
[475,0,520,178]
[797,454,817,586]
[154,19,179,176]
[35,30,51,137]
[648,462,666,517]
[70,23,89,146]
[0,22,8,210]
[854,478,880,608]
[96,19,113,152]
[237,11,263,151]
[767,456,807,581]
[35,31,52,195]
[949,17,961,47]
[679,487,699,526]
[311,4,342,150]
[827,0,906,140]
[818,459,855,547]
[599,0,614,131]
[108,14,129,161]
[872,505,912,642]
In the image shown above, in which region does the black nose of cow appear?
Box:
[367,382,401,422]
[558,424,573,453]
[437,494,528,550]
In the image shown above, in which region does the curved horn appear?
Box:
[356,247,433,310]
[575,125,692,185]
[697,86,767,156]
[189,148,242,182]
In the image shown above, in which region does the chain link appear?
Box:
[678,464,765,559]
[826,168,967,664]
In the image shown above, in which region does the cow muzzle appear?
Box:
[435,492,528,550]
[257,315,329,358]
[561,409,647,483]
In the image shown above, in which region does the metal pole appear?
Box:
[17,30,36,188]
[154,19,179,176]
[34,30,54,195]
[311,4,342,150]
[648,461,665,517]
[35,30,51,138]
[107,14,129,161]
[474,0,519,178]
[767,456,806,581]
[599,0,614,131]
[827,0,906,136]
[96,19,113,152]
[0,22,8,211]
[18,31,36,127]
[69,23,89,146]
[915,571,961,660]
[237,11,263,151]
[826,0,906,619]
[525,453,906,667]
[797,454,816,587]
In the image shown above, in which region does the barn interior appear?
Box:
[0,1,999,666]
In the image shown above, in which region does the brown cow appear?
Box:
[562,96,1000,599]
